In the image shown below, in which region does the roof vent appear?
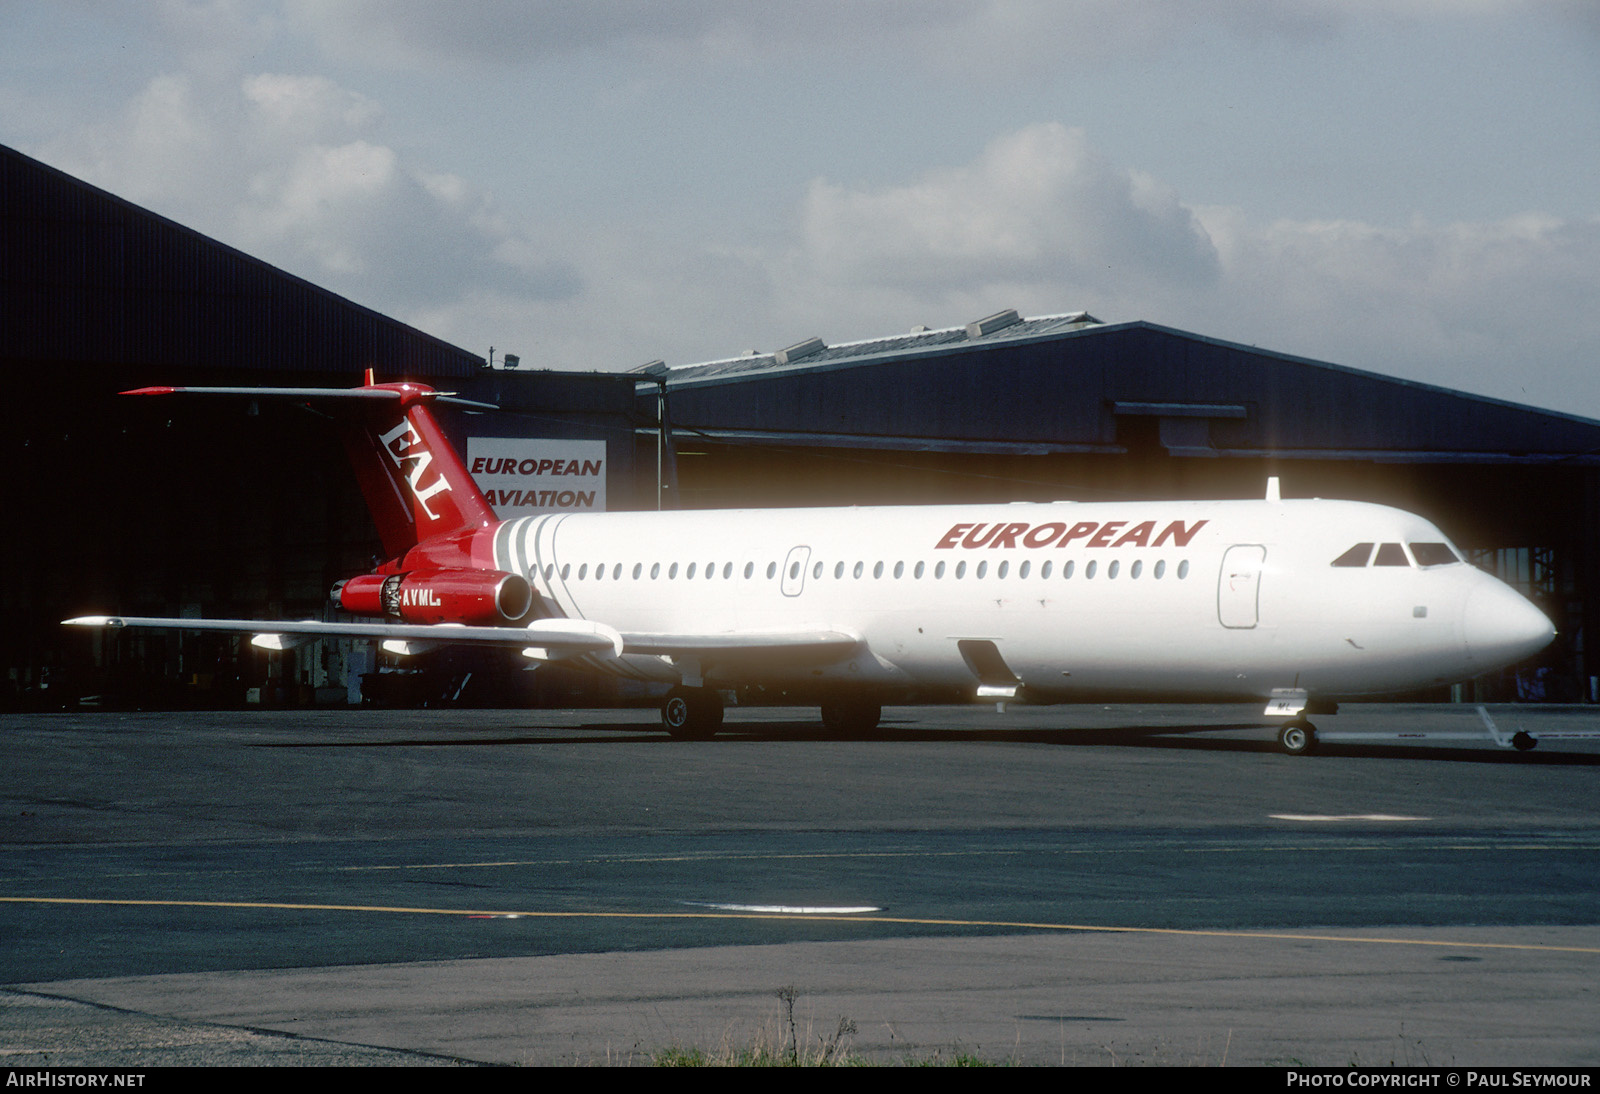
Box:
[966,309,1021,338]
[774,337,826,366]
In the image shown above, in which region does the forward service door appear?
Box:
[1218,544,1266,629]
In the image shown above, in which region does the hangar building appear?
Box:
[5,142,1596,707]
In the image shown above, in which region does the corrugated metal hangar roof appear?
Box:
[640,309,1600,465]
[635,309,1102,383]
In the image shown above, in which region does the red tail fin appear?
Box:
[341,382,497,556]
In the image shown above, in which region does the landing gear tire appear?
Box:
[1279,720,1318,756]
[1511,731,1538,752]
[661,686,724,740]
[819,700,881,736]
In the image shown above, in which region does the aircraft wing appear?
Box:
[63,615,625,658]
[63,615,861,662]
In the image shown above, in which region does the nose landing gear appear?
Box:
[1278,719,1318,756]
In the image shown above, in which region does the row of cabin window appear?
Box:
[543,558,1193,583]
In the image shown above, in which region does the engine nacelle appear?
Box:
[335,569,534,625]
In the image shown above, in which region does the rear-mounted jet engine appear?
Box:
[335,569,533,626]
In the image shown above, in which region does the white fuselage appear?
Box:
[488,498,1553,701]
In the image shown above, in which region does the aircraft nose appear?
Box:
[1462,580,1555,669]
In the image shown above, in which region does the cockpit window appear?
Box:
[1409,542,1461,567]
[1374,542,1409,567]
[1332,543,1374,567]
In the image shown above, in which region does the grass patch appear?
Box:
[649,986,997,1067]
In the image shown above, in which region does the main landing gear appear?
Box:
[1278,719,1318,756]
[661,686,724,740]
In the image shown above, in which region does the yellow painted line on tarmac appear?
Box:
[341,850,1027,871]
[338,839,1600,873]
[3,895,1599,955]
[49,841,1596,888]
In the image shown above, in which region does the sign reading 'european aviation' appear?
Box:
[467,438,606,517]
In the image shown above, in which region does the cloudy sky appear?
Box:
[4,1,1598,416]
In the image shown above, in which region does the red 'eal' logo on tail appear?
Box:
[378,419,452,520]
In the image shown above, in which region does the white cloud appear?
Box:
[765,124,1600,415]
[41,67,577,321]
[798,123,1220,294]
[423,121,1598,418]
[42,73,238,218]
[410,224,782,372]
[1186,207,1600,408]
[243,138,401,276]
[242,73,381,137]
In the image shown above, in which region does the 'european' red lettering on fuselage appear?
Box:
[934,519,1208,549]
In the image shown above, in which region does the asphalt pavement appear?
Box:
[2,702,1597,1065]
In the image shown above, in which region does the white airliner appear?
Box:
[66,381,1555,754]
